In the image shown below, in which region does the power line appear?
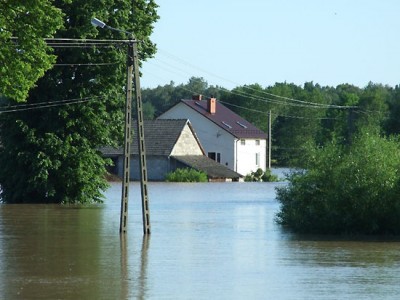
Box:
[10,37,133,44]
[0,96,107,114]
[149,48,358,110]
[144,60,342,110]
[219,101,338,120]
[54,62,119,67]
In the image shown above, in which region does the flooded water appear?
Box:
[1,181,400,299]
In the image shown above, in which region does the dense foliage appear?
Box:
[0,1,63,101]
[165,168,208,182]
[0,1,159,203]
[276,132,400,235]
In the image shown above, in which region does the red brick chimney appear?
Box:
[207,97,216,114]
[192,95,202,101]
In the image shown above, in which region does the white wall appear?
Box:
[236,139,267,176]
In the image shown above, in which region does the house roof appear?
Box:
[181,99,268,139]
[172,155,243,179]
[101,119,192,156]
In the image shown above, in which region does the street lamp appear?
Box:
[91,18,106,28]
[91,18,151,235]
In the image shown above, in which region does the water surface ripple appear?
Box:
[1,182,399,299]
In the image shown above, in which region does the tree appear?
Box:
[0,0,159,203]
[356,82,390,133]
[385,85,400,135]
[276,131,400,235]
[272,82,327,166]
[319,84,361,146]
[0,1,63,101]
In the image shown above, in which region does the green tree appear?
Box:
[273,82,328,166]
[385,85,400,135]
[356,82,390,133]
[0,0,159,203]
[319,84,361,146]
[0,1,63,101]
[276,131,400,235]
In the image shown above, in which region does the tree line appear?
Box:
[141,77,400,166]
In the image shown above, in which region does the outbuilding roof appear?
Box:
[172,155,243,179]
[101,119,194,156]
[181,99,268,139]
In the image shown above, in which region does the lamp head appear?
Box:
[91,18,106,28]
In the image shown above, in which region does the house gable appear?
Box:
[101,119,191,156]
[171,122,205,156]
[132,119,188,156]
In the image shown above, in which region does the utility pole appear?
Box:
[119,41,134,234]
[347,107,356,146]
[267,110,272,170]
[132,41,151,235]
[91,18,150,235]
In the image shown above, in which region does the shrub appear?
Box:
[244,168,279,182]
[165,168,208,182]
[276,132,400,235]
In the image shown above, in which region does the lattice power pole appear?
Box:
[132,41,151,235]
[91,18,150,235]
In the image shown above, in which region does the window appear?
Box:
[208,152,216,160]
[236,121,247,128]
[208,152,221,163]
[255,139,260,146]
[221,121,232,129]
[240,139,245,145]
[256,153,260,166]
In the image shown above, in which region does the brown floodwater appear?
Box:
[1,181,400,299]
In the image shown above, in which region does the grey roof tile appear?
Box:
[172,155,243,179]
[100,119,189,156]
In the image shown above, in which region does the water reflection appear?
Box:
[120,234,150,300]
[0,205,108,299]
[1,182,400,299]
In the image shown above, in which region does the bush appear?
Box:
[276,132,400,235]
[244,168,279,182]
[165,168,208,182]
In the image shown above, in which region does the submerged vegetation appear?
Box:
[276,131,400,235]
[244,168,279,182]
[165,168,208,182]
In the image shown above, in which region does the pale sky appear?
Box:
[140,0,400,89]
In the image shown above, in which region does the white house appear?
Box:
[158,96,268,176]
